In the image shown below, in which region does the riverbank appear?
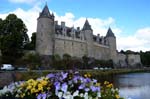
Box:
[0,68,150,88]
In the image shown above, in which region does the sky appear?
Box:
[0,0,150,52]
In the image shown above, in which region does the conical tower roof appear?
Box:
[39,4,51,18]
[82,19,92,30]
[106,27,115,37]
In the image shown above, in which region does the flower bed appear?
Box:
[0,71,124,99]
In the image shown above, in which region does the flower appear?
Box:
[61,83,68,93]
[37,93,47,99]
[115,94,120,99]
[0,71,124,99]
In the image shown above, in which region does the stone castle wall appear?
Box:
[117,53,142,68]
[93,43,110,60]
[127,54,142,67]
[54,34,111,60]
[54,35,87,57]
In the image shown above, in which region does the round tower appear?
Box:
[82,19,94,58]
[36,4,55,56]
[106,28,117,64]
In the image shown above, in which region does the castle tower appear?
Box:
[82,19,94,57]
[36,4,55,56]
[106,27,117,64]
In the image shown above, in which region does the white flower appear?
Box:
[58,92,63,98]
[84,92,88,99]
[97,92,101,97]
[63,91,72,99]
[73,90,79,97]
[80,93,84,97]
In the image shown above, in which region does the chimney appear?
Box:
[61,21,65,27]
[77,27,80,31]
[55,21,58,25]
[96,34,100,42]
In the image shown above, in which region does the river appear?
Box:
[114,73,150,99]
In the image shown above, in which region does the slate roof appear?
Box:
[39,4,52,18]
[106,27,115,37]
[82,19,92,30]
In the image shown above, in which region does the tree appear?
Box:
[24,32,36,50]
[22,52,41,69]
[140,51,150,67]
[82,55,90,69]
[0,14,29,64]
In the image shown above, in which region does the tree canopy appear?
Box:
[0,14,29,64]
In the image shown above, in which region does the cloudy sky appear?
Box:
[0,0,150,52]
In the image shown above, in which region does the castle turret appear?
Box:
[106,27,117,64]
[36,4,55,56]
[82,19,94,57]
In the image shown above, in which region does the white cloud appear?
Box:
[135,27,150,40]
[0,6,41,38]
[9,0,36,4]
[54,13,121,36]
[117,27,150,52]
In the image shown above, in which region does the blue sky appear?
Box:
[0,0,150,51]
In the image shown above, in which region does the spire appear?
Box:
[106,27,115,37]
[39,4,51,18]
[82,19,92,30]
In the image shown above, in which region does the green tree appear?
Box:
[62,53,72,69]
[0,14,28,64]
[140,51,150,66]
[24,32,36,50]
[82,55,89,69]
[22,52,41,69]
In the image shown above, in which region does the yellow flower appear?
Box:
[115,94,120,99]
[96,82,101,86]
[38,84,43,91]
[107,83,113,88]
[27,79,34,83]
[31,88,36,93]
[21,93,25,98]
[104,81,109,85]
[47,87,51,90]
[84,74,88,78]
[87,73,91,77]
[27,85,32,90]
[41,80,48,86]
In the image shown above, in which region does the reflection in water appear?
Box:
[114,73,150,99]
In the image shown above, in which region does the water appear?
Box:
[114,73,150,99]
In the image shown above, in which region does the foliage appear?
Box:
[0,71,124,99]
[120,50,139,54]
[22,52,41,69]
[140,51,150,66]
[24,32,36,50]
[50,54,114,70]
[0,14,29,64]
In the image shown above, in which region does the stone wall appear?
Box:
[117,53,142,68]
[127,54,142,68]
[54,36,87,58]
[54,35,111,60]
[117,53,127,68]
[93,43,110,60]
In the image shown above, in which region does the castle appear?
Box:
[36,4,141,68]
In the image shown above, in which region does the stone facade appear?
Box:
[117,53,142,68]
[36,4,142,67]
